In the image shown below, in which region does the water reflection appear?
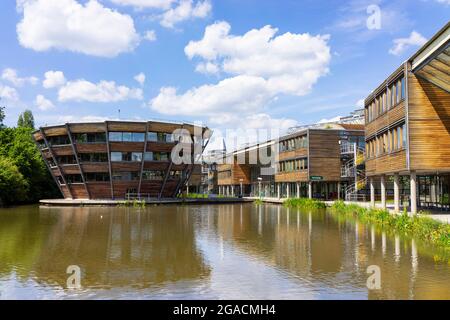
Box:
[0,204,448,299]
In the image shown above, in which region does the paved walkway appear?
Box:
[245,197,450,224]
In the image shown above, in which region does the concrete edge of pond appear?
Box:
[40,198,254,207]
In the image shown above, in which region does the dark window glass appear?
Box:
[142,170,164,180]
[48,135,70,146]
[79,153,108,162]
[65,174,83,183]
[112,171,140,181]
[85,172,110,182]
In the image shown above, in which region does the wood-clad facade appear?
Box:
[33,121,210,200]
[216,124,365,200]
[363,22,450,213]
[274,125,364,200]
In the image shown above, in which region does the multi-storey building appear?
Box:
[364,22,449,213]
[216,113,365,200]
[33,120,210,200]
[275,123,365,200]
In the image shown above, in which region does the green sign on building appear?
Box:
[310,176,323,181]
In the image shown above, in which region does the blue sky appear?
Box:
[0,0,449,149]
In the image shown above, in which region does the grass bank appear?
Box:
[283,198,327,210]
[330,201,450,249]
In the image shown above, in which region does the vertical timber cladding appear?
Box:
[308,129,341,181]
[408,72,450,171]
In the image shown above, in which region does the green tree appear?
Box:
[5,127,59,202]
[17,109,35,129]
[0,106,5,130]
[0,156,28,205]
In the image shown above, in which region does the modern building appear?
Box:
[217,140,275,197]
[275,123,365,200]
[33,121,210,200]
[216,113,365,200]
[364,22,449,213]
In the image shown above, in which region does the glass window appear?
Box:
[85,173,110,182]
[132,152,142,162]
[402,124,407,148]
[132,132,145,142]
[109,132,122,141]
[122,132,132,142]
[142,170,164,180]
[397,126,402,149]
[112,171,139,181]
[391,85,395,106]
[111,152,122,162]
[401,77,405,100]
[147,132,158,142]
[144,152,153,161]
[65,174,83,184]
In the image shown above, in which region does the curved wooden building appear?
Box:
[32,121,210,200]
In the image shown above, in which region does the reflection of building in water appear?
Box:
[213,204,344,277]
[12,206,210,288]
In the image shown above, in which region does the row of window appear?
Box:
[108,131,175,143]
[59,170,182,184]
[110,152,170,162]
[40,131,179,148]
[47,135,70,146]
[278,158,308,173]
[366,76,405,123]
[74,133,106,143]
[49,152,171,166]
[366,123,407,158]
[279,136,308,152]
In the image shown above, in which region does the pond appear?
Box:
[0,203,448,299]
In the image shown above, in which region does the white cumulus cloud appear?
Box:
[0,84,20,101]
[1,68,38,87]
[17,0,140,57]
[134,72,146,85]
[150,21,330,129]
[43,71,66,88]
[35,94,55,110]
[389,31,427,56]
[185,21,331,95]
[58,79,143,102]
[110,0,175,9]
[160,0,211,28]
[143,30,157,41]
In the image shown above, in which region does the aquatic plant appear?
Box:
[118,199,146,208]
[283,198,326,210]
[330,200,450,248]
[254,199,263,205]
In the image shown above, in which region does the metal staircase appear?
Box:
[341,142,367,201]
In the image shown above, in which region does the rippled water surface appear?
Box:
[0,203,449,299]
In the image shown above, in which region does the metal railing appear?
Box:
[125,193,153,201]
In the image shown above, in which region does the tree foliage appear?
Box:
[0,106,5,130]
[0,110,60,205]
[17,109,35,129]
[0,156,28,205]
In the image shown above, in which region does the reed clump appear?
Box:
[283,198,327,210]
[330,200,450,248]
